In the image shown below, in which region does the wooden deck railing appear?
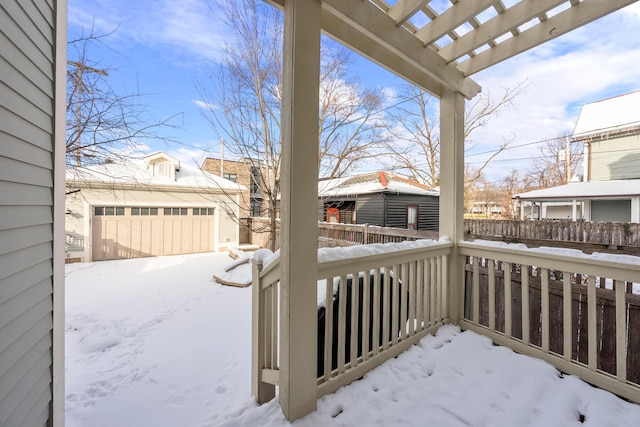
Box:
[458,241,640,402]
[317,222,439,247]
[251,240,453,403]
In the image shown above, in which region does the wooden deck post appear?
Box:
[279,0,321,421]
[439,88,465,324]
[251,259,275,403]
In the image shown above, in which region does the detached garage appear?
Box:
[66,152,244,262]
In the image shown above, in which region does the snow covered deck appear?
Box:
[252,239,640,416]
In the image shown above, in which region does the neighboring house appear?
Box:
[66,152,244,262]
[468,201,504,218]
[201,157,266,218]
[515,91,640,222]
[318,172,439,231]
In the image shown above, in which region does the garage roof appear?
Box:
[513,179,640,201]
[66,158,245,192]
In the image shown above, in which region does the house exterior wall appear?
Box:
[591,199,632,222]
[353,194,386,226]
[0,0,64,425]
[385,194,439,231]
[65,186,241,260]
[589,134,640,181]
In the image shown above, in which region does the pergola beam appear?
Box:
[321,0,481,99]
[438,0,566,64]
[268,0,481,99]
[414,0,496,47]
[458,0,638,75]
[388,0,427,26]
[321,7,443,97]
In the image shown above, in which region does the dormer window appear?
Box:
[143,152,181,180]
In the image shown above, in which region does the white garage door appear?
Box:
[92,206,216,261]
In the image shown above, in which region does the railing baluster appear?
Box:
[351,271,360,369]
[411,261,417,336]
[541,268,549,353]
[324,277,334,381]
[362,269,371,362]
[488,259,495,331]
[382,267,391,350]
[271,284,278,368]
[423,259,430,327]
[392,264,400,345]
[615,280,627,382]
[338,275,347,373]
[563,273,572,361]
[430,258,436,325]
[505,262,512,338]
[522,265,530,345]
[400,263,408,340]
[587,275,596,371]
[442,254,450,322]
[372,268,381,356]
[473,256,480,324]
[436,256,442,321]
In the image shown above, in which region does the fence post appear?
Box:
[364,223,369,245]
[252,258,275,403]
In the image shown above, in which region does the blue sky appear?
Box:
[67,0,640,182]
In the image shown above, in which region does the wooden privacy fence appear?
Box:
[466,219,640,247]
[318,222,439,248]
[252,240,452,403]
[458,241,640,402]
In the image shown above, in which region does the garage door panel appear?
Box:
[93,207,216,260]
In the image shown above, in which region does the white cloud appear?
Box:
[68,0,228,66]
[192,99,218,111]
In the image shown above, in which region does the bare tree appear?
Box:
[196,0,387,250]
[526,136,584,188]
[66,26,178,170]
[385,82,526,188]
[318,48,388,178]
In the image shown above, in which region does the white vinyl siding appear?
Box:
[590,134,640,181]
[0,0,60,425]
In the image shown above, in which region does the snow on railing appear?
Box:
[458,240,640,403]
[251,239,453,404]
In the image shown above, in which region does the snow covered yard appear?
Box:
[65,252,640,426]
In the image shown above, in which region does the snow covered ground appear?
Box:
[65,251,640,426]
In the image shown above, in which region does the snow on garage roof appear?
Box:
[319,172,439,198]
[66,156,244,192]
[513,179,640,201]
[572,90,640,141]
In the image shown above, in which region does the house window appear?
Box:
[250,166,262,194]
[407,206,418,230]
[250,199,262,217]
[223,173,237,183]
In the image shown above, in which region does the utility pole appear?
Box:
[220,137,225,176]
[565,135,571,184]
[67,60,108,167]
